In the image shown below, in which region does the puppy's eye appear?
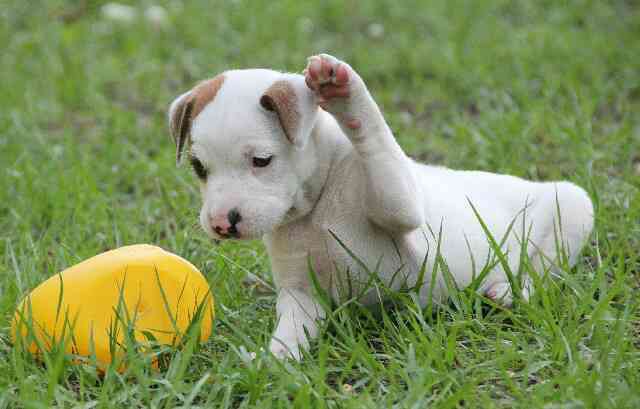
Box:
[190,156,208,180]
[252,155,273,168]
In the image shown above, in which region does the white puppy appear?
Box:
[168,54,594,360]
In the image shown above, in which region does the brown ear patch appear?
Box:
[260,80,299,144]
[191,75,226,119]
[169,74,225,164]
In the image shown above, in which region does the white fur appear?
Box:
[170,55,594,360]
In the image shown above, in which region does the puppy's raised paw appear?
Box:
[304,54,351,97]
[303,54,364,130]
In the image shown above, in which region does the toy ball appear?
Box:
[12,244,214,368]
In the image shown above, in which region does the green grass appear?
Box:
[1,0,639,407]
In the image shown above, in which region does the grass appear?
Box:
[1,0,639,407]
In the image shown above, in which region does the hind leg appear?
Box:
[484,182,593,306]
[528,181,594,272]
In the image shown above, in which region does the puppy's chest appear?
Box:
[266,159,425,297]
[267,214,425,303]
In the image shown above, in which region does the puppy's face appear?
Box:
[168,70,319,240]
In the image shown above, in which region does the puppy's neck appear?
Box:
[277,110,350,228]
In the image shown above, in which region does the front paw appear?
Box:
[303,53,364,130]
[269,337,302,361]
[485,278,532,307]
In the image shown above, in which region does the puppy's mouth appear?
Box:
[213,226,241,240]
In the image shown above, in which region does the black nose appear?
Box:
[227,209,241,234]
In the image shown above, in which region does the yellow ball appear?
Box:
[12,244,214,368]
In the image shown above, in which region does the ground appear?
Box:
[0,0,639,408]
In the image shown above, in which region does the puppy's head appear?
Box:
[168,69,319,240]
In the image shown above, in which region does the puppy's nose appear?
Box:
[227,209,241,229]
[210,208,242,238]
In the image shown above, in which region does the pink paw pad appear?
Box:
[304,55,351,102]
[346,118,361,130]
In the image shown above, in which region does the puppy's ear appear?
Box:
[168,75,226,164]
[168,91,194,164]
[260,75,318,148]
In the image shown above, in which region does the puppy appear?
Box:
[168,54,594,359]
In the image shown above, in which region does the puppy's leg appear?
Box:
[269,287,324,360]
[485,182,593,306]
[485,277,533,307]
[305,54,424,232]
[531,182,594,269]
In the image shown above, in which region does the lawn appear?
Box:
[1,0,639,407]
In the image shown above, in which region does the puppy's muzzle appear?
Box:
[210,208,242,239]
